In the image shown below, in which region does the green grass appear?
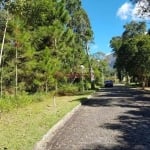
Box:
[0,94,88,150]
[0,93,47,112]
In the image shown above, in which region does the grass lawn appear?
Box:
[0,95,88,150]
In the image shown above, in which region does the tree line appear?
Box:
[110,21,150,87]
[0,0,95,95]
[0,0,110,96]
[110,0,150,87]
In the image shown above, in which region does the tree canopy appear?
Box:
[110,21,150,87]
[130,0,150,18]
[0,0,97,94]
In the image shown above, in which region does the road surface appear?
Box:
[37,85,150,150]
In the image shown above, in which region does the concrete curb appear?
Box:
[33,95,92,150]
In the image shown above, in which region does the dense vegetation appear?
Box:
[110,0,150,87]
[0,0,110,97]
[110,21,150,87]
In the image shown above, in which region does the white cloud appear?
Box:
[117,1,150,21]
[117,2,133,20]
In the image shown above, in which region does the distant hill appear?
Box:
[105,53,116,68]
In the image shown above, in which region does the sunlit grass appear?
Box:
[0,95,88,150]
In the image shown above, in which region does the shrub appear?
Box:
[57,84,78,96]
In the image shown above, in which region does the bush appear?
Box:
[57,83,94,96]
[57,84,78,96]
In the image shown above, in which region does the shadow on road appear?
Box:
[80,85,150,150]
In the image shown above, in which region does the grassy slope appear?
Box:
[0,95,87,150]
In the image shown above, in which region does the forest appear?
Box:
[0,0,111,97]
[1,0,149,100]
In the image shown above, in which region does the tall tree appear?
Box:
[110,21,147,84]
[64,0,93,70]
[110,36,122,81]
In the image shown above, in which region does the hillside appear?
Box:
[105,53,116,68]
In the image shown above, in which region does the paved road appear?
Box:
[43,85,150,150]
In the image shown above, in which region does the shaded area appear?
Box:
[101,108,150,150]
[81,145,129,150]
[81,85,150,150]
[81,86,150,107]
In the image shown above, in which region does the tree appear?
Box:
[122,21,146,39]
[133,35,150,87]
[130,0,150,18]
[110,36,122,81]
[91,52,108,86]
[63,0,93,88]
[110,21,148,85]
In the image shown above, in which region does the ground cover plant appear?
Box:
[0,94,89,150]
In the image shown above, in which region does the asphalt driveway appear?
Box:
[35,85,150,150]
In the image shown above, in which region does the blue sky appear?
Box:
[81,0,150,54]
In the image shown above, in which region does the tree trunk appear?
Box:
[145,78,148,87]
[53,81,58,107]
[125,72,130,85]
[45,81,48,94]
[0,17,8,66]
[85,43,95,89]
[15,46,18,96]
[0,12,9,97]
[53,94,57,107]
[0,67,3,97]
[142,77,146,90]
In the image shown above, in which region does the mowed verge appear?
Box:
[0,95,89,150]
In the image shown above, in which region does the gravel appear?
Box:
[34,86,150,150]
